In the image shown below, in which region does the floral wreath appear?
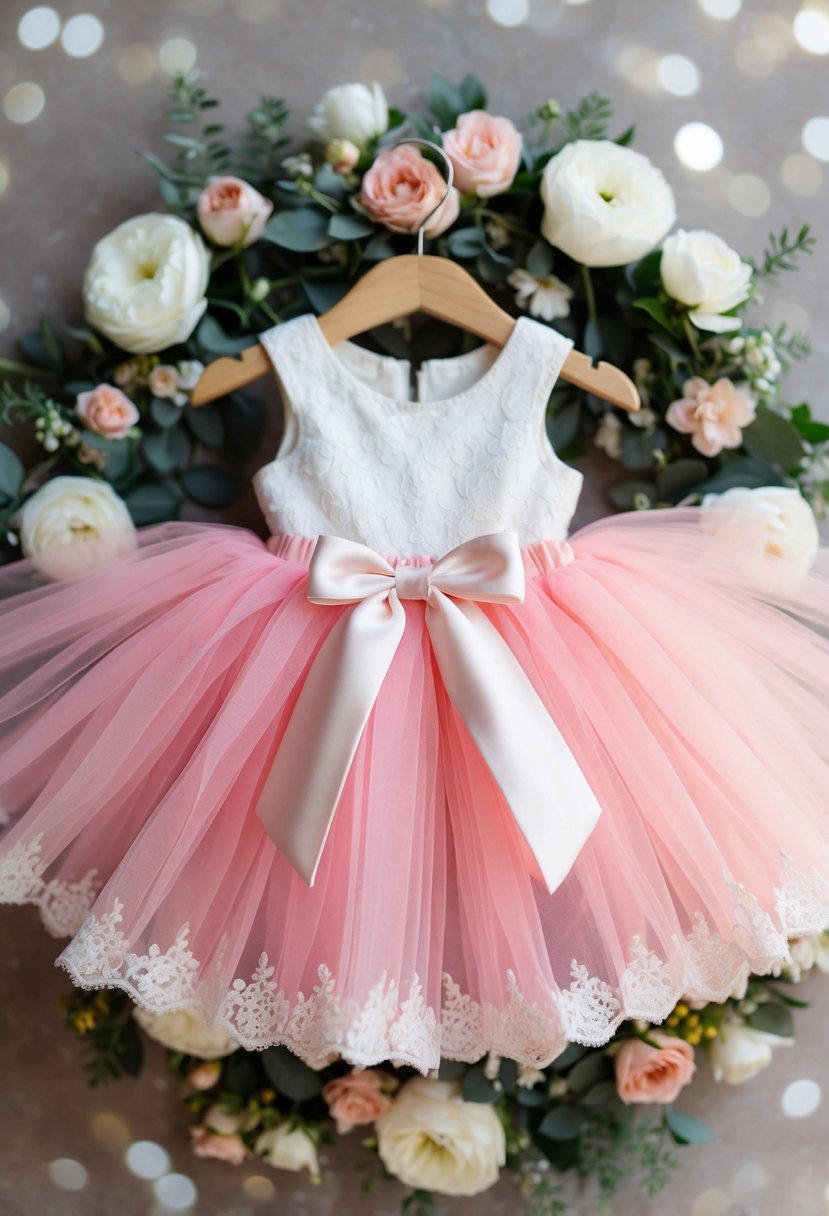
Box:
[3,71,828,1210]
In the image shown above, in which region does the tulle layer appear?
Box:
[0,510,828,1071]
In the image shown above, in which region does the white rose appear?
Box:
[700,486,820,584]
[540,140,676,267]
[255,1124,320,1180]
[83,213,210,354]
[709,1021,794,1085]
[133,1006,239,1060]
[307,81,388,149]
[661,229,752,333]
[787,934,829,982]
[594,411,624,459]
[375,1078,505,1197]
[19,476,136,580]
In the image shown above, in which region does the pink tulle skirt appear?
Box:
[1,508,828,1071]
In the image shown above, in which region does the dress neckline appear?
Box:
[303,311,531,412]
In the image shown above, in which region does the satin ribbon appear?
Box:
[254,532,602,893]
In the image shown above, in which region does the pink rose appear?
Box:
[615,1032,697,1105]
[188,1060,222,1091]
[666,376,756,457]
[322,1068,398,1133]
[359,145,460,237]
[443,110,523,198]
[197,175,274,248]
[75,384,139,440]
[190,1126,248,1164]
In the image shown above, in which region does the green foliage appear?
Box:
[142,71,231,211]
[751,224,815,282]
[426,73,488,129]
[235,96,291,187]
[60,988,144,1085]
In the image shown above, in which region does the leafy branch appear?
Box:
[235,96,291,188]
[751,224,816,281]
[141,71,231,210]
[555,91,615,145]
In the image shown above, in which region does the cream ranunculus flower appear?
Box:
[19,476,136,580]
[255,1124,320,1181]
[307,81,388,149]
[375,1078,506,1197]
[661,229,753,333]
[540,140,676,267]
[708,1021,794,1085]
[83,213,210,354]
[700,485,820,582]
[133,1006,239,1060]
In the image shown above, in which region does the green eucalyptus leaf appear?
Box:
[475,251,511,284]
[427,73,460,127]
[224,392,266,456]
[196,315,250,356]
[437,1058,467,1081]
[547,401,581,452]
[446,227,488,259]
[0,443,25,498]
[314,163,348,199]
[626,248,664,293]
[790,403,829,444]
[184,402,224,447]
[458,72,487,111]
[261,1045,322,1101]
[302,276,351,314]
[742,407,806,472]
[621,425,668,470]
[123,482,181,525]
[150,397,184,429]
[657,458,709,502]
[633,296,673,331]
[222,1051,264,1095]
[554,1042,591,1070]
[564,1051,613,1095]
[746,1001,794,1038]
[608,477,657,510]
[462,1064,500,1103]
[179,465,241,507]
[690,456,786,495]
[142,426,191,475]
[499,1058,519,1096]
[262,208,333,252]
[363,232,395,261]
[119,1019,144,1077]
[327,213,376,240]
[516,1087,547,1107]
[664,1106,715,1146]
[538,1105,590,1141]
[526,239,554,278]
[580,1080,620,1108]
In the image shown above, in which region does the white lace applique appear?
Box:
[3,834,827,1071]
[559,962,624,1044]
[253,313,583,557]
[0,833,97,937]
[618,936,678,1021]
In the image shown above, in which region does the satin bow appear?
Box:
[254,532,602,893]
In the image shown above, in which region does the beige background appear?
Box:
[1,1,829,1213]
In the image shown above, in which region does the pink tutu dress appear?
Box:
[1,312,828,1071]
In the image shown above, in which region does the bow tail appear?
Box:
[426,594,603,895]
[254,593,406,884]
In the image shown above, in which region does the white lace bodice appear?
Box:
[253,312,583,556]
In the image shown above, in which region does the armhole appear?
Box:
[260,325,303,462]
[532,329,575,472]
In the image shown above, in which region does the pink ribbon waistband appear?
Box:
[266,531,577,577]
[255,531,600,895]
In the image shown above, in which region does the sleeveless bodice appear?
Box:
[253,312,583,556]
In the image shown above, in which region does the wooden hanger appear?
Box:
[190,139,640,413]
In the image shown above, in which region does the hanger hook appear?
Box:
[388,136,454,255]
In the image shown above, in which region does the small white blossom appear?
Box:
[484,218,511,250]
[516,1066,546,1090]
[176,359,205,391]
[281,152,314,179]
[594,410,624,459]
[507,268,573,321]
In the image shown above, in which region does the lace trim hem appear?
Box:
[1,834,827,1072]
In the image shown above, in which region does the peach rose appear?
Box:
[75,384,139,439]
[322,1068,398,1133]
[359,145,460,237]
[614,1032,697,1105]
[443,110,523,198]
[190,1126,248,1164]
[197,175,274,248]
[188,1060,222,1091]
[666,376,756,458]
